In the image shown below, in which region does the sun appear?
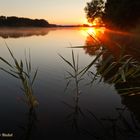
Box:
[83,18,98,26]
[80,27,105,39]
[81,18,105,38]
[83,19,94,27]
[92,20,97,26]
[88,23,93,27]
[87,28,96,34]
[92,17,103,26]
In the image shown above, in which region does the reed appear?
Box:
[59,38,140,139]
[59,50,83,102]
[59,50,87,134]
[0,44,38,110]
[71,33,140,96]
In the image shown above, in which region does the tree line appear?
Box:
[85,0,140,29]
[0,16,50,27]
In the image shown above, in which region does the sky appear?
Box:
[0,0,90,25]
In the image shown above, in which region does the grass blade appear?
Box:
[0,57,13,68]
[29,49,31,73]
[80,50,105,77]
[0,67,19,79]
[58,53,75,69]
[31,68,38,85]
[64,80,71,92]
[72,50,76,71]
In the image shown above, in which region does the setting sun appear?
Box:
[87,28,97,34]
[92,20,97,26]
[81,27,105,39]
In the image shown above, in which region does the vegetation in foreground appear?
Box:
[0,44,38,111]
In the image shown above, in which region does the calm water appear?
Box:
[0,27,140,140]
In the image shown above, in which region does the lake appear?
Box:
[0,27,140,140]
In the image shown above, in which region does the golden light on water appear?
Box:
[80,27,105,39]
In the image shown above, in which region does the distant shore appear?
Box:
[0,16,58,28]
[0,15,105,28]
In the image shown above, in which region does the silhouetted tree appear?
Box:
[85,0,140,28]
[84,0,104,23]
[104,0,140,28]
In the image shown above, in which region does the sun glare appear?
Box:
[87,28,96,34]
[88,23,93,27]
[92,20,97,26]
[92,18,103,27]
[81,27,105,39]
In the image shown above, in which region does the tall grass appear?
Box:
[70,32,140,96]
[59,50,87,134]
[0,44,38,110]
[59,50,83,102]
[59,49,140,138]
[59,31,140,138]
[85,45,140,96]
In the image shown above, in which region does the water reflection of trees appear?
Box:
[84,35,101,56]
[0,28,57,39]
[95,52,140,139]
[84,29,140,62]
[83,30,140,125]
[100,54,140,123]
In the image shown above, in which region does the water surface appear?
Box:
[0,27,140,140]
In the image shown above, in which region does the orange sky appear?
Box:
[0,0,90,25]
